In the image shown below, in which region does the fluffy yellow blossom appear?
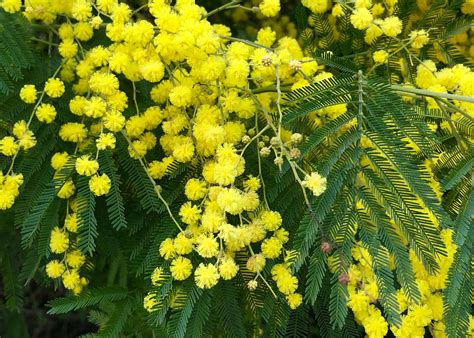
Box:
[0,137,18,156]
[59,123,88,143]
[62,269,81,290]
[196,235,219,258]
[286,293,303,309]
[301,0,330,13]
[302,172,327,196]
[259,0,280,17]
[261,237,283,258]
[410,30,429,49]
[50,227,69,254]
[380,16,403,37]
[44,78,65,98]
[76,156,99,176]
[45,260,65,278]
[58,179,75,199]
[170,256,193,280]
[89,174,111,196]
[1,0,21,13]
[19,84,37,103]
[194,263,220,289]
[51,152,69,170]
[351,8,373,30]
[185,178,208,200]
[36,104,57,123]
[66,250,86,269]
[96,133,116,150]
[373,50,389,63]
[218,258,239,280]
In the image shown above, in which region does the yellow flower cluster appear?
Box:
[346,230,457,338]
[1,0,331,306]
[47,221,88,294]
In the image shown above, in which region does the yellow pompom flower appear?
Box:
[301,0,329,14]
[1,0,21,13]
[96,133,116,150]
[373,50,389,64]
[173,233,193,255]
[57,179,76,199]
[410,30,429,49]
[196,235,219,258]
[0,136,18,156]
[65,213,78,232]
[75,155,99,176]
[302,172,327,196]
[179,202,201,225]
[287,293,303,309]
[66,250,86,269]
[246,254,266,273]
[59,122,87,143]
[19,84,37,103]
[380,16,403,37]
[89,174,111,196]
[44,78,65,98]
[36,103,57,124]
[159,238,176,260]
[194,263,220,289]
[170,256,193,281]
[50,227,69,254]
[185,178,208,200]
[261,237,283,259]
[45,260,66,279]
[169,85,193,108]
[51,152,70,170]
[274,269,298,295]
[350,8,373,30]
[103,111,126,132]
[260,210,282,231]
[218,258,239,280]
[62,269,81,290]
[259,0,281,17]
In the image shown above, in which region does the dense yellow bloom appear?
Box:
[301,0,330,13]
[50,227,69,254]
[62,269,81,290]
[259,0,281,17]
[58,179,76,199]
[380,16,403,37]
[159,238,176,260]
[89,174,111,196]
[1,0,21,13]
[45,260,65,278]
[196,235,219,258]
[36,103,57,123]
[410,30,429,49]
[51,152,69,170]
[66,250,86,269]
[44,78,65,98]
[286,293,303,309]
[373,50,389,63]
[0,136,18,156]
[351,8,373,30]
[170,256,193,280]
[59,123,88,143]
[261,237,283,258]
[76,156,99,176]
[218,258,239,280]
[19,84,37,103]
[184,178,208,200]
[302,172,327,196]
[194,263,219,289]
